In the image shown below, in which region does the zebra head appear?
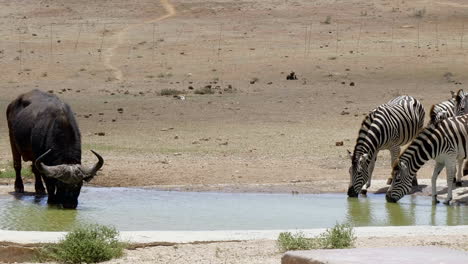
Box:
[386,161,411,203]
[454,89,468,116]
[347,150,370,197]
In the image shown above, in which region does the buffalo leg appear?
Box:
[31,165,46,195]
[9,140,23,193]
[43,177,58,204]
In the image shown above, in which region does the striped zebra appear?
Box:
[347,96,425,197]
[429,89,467,126]
[430,89,468,186]
[386,114,468,205]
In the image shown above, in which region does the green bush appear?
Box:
[318,223,356,249]
[277,223,356,252]
[277,232,316,252]
[42,224,125,263]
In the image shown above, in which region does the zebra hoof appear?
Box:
[386,178,393,185]
[455,181,463,187]
[360,189,367,196]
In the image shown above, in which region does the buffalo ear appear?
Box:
[347,150,352,160]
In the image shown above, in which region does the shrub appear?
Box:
[42,224,125,263]
[160,89,183,96]
[318,223,356,249]
[277,223,356,252]
[277,232,316,252]
[194,86,214,95]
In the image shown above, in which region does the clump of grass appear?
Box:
[277,223,356,252]
[317,223,356,249]
[277,232,316,252]
[194,86,214,95]
[160,88,184,96]
[0,167,33,179]
[322,15,332,24]
[412,8,426,18]
[40,224,125,263]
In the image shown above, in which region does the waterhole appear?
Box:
[0,187,466,231]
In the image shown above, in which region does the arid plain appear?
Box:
[2,0,468,263]
[2,0,468,193]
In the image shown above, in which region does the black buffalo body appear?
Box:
[7,89,103,209]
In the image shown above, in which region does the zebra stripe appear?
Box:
[386,114,468,204]
[429,99,455,125]
[430,89,468,125]
[348,96,425,197]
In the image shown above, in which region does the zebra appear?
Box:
[430,89,468,186]
[386,114,468,205]
[429,89,467,126]
[347,95,425,197]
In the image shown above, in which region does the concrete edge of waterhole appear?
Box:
[1,225,468,244]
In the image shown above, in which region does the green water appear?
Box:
[0,188,467,231]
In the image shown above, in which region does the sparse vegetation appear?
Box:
[194,86,214,95]
[322,15,332,24]
[412,8,426,18]
[277,223,356,252]
[0,167,33,179]
[40,224,125,264]
[277,232,315,252]
[317,223,356,249]
[160,88,184,96]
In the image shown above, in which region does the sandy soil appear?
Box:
[104,236,468,264]
[9,235,467,264]
[0,0,467,192]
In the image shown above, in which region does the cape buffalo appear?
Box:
[7,89,104,209]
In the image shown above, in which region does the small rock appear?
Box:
[341,111,350,115]
[96,132,105,136]
[350,82,355,86]
[117,108,124,113]
[335,141,344,146]
[286,72,297,80]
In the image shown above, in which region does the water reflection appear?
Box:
[384,202,414,226]
[346,194,468,227]
[0,194,80,231]
[346,197,373,226]
[0,189,467,231]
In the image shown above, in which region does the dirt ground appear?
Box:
[1,1,468,263]
[103,235,468,264]
[0,0,468,192]
[8,235,468,264]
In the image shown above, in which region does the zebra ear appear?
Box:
[451,90,456,98]
[347,150,352,160]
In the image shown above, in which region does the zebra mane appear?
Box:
[429,104,437,124]
[352,108,379,160]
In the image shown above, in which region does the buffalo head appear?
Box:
[35,149,104,209]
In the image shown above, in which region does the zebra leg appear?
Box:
[361,155,377,195]
[387,146,401,185]
[455,159,464,187]
[444,160,456,205]
[431,162,445,204]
